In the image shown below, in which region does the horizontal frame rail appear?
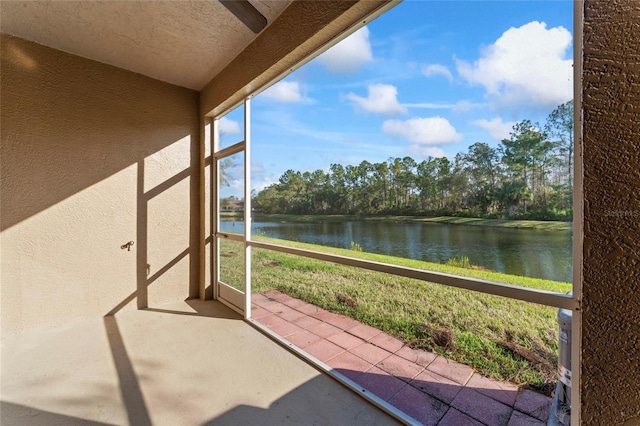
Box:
[214,141,245,160]
[215,232,245,243]
[249,240,579,311]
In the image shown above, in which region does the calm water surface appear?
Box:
[220,220,572,282]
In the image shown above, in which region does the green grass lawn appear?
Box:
[218,237,571,394]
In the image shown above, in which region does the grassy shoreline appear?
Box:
[241,213,572,231]
[220,236,570,393]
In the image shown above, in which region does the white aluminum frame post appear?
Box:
[212,117,220,301]
[243,98,252,319]
[211,98,252,317]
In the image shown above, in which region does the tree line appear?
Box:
[253,101,574,221]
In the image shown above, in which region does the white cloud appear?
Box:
[422,64,454,82]
[261,80,311,103]
[219,117,240,135]
[456,21,573,110]
[472,117,516,141]
[382,116,462,145]
[253,176,277,192]
[408,145,446,158]
[317,27,373,74]
[344,84,407,115]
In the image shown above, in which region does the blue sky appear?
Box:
[219,0,574,198]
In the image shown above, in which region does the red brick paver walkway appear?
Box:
[253,290,551,426]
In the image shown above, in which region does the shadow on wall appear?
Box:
[0,33,201,331]
[1,34,197,232]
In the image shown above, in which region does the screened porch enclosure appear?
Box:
[3,1,640,425]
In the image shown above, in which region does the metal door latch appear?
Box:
[121,241,135,251]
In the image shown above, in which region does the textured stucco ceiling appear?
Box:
[0,0,293,90]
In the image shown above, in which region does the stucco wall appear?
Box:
[1,34,200,335]
[582,1,640,424]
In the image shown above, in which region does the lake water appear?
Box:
[220,220,573,283]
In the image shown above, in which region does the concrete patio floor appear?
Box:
[253,290,552,426]
[1,299,399,426]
